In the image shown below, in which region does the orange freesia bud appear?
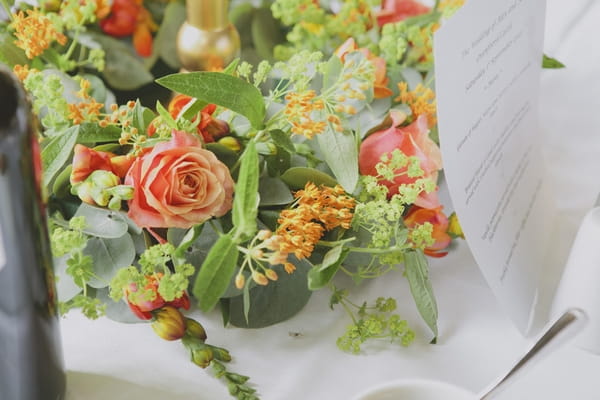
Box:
[151,306,186,341]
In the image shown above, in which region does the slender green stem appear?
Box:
[0,0,14,21]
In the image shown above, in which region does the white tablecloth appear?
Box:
[61,1,600,399]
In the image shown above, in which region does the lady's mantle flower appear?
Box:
[10,9,67,59]
[404,205,451,257]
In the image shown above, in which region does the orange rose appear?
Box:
[358,112,442,208]
[70,144,133,184]
[125,130,234,228]
[404,205,451,258]
[334,38,393,99]
[376,0,431,26]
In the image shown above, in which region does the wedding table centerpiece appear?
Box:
[0,0,562,398]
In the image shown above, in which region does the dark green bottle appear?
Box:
[0,67,66,399]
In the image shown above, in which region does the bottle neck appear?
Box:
[186,0,230,31]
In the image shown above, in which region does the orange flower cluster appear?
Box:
[272,183,355,269]
[12,64,38,81]
[67,78,104,124]
[396,82,437,127]
[10,9,67,59]
[284,91,327,139]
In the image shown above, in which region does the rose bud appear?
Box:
[185,318,207,341]
[151,306,186,341]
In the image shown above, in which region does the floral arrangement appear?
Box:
[0,0,478,398]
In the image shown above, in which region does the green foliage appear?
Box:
[232,141,260,241]
[404,250,438,341]
[542,54,565,69]
[156,72,266,129]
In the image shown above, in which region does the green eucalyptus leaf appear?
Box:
[85,233,136,288]
[94,287,141,323]
[155,0,186,70]
[280,166,338,190]
[228,259,312,328]
[404,250,438,340]
[41,125,79,187]
[308,245,349,290]
[156,72,266,129]
[258,175,293,206]
[542,54,565,69]
[90,33,154,90]
[316,128,358,193]
[322,55,343,91]
[192,233,239,312]
[173,224,204,264]
[251,6,285,61]
[232,141,259,241]
[131,100,155,133]
[73,203,129,239]
[230,2,255,48]
[53,255,82,302]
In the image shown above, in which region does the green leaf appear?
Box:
[73,203,129,239]
[77,123,122,144]
[41,125,79,187]
[155,0,186,70]
[52,165,72,198]
[308,245,349,290]
[156,100,178,130]
[89,33,154,90]
[404,250,438,340]
[173,224,204,264]
[131,100,155,133]
[232,141,259,241]
[53,255,83,302]
[85,233,136,288]
[258,175,293,206]
[156,72,266,129]
[180,98,208,120]
[316,128,358,193]
[251,6,286,61]
[192,234,240,312]
[0,33,28,67]
[204,143,238,169]
[269,129,295,153]
[228,259,312,328]
[280,167,338,190]
[322,56,343,91]
[542,54,565,69]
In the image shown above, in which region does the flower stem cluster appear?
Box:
[330,287,415,354]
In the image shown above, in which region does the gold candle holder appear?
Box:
[176,0,241,72]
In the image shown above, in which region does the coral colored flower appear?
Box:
[335,38,393,99]
[148,95,229,143]
[404,206,451,257]
[124,274,191,320]
[376,0,431,26]
[125,130,234,229]
[359,112,442,208]
[99,0,157,57]
[70,144,133,185]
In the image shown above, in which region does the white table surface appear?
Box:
[60,1,600,399]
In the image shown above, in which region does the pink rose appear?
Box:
[125,130,234,228]
[358,112,442,208]
[377,0,431,26]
